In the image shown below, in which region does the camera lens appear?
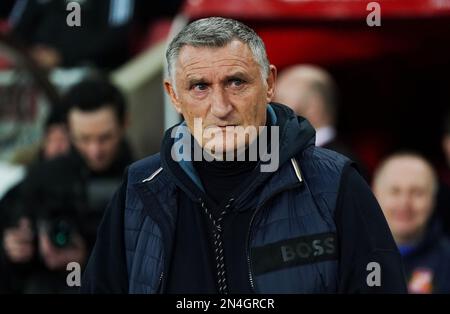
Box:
[49,219,72,248]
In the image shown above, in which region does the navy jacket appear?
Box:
[81,103,407,293]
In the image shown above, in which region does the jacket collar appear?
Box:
[137,103,315,212]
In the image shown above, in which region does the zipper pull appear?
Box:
[224,198,235,212]
[157,271,164,294]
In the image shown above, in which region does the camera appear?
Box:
[38,215,77,249]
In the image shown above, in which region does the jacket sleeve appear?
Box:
[80,169,129,293]
[335,164,407,293]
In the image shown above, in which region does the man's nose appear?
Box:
[210,88,233,119]
[397,193,413,212]
[86,141,102,159]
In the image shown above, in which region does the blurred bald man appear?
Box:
[373,153,450,293]
[275,65,366,177]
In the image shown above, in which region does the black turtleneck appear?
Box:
[193,119,272,211]
[193,151,258,208]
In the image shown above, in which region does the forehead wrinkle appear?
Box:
[185,64,251,79]
[179,46,256,69]
[181,65,255,87]
[182,58,253,73]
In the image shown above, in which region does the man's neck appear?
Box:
[395,230,425,248]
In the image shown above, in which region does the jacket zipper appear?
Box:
[157,271,164,293]
[201,198,234,294]
[245,183,302,293]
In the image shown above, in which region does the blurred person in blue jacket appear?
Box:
[0,105,70,293]
[373,152,450,293]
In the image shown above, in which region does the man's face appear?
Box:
[165,40,276,155]
[373,157,435,244]
[68,107,123,172]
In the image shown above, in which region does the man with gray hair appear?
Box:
[81,17,406,294]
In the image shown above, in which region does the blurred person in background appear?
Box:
[7,0,183,70]
[8,0,135,70]
[0,105,71,234]
[373,152,450,293]
[274,64,367,179]
[12,105,70,165]
[0,77,133,293]
[0,105,70,293]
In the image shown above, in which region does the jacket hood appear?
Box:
[269,102,316,166]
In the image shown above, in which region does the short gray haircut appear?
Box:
[166,17,270,82]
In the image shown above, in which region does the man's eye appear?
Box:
[229,79,245,87]
[192,83,208,91]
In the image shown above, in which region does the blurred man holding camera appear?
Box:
[0,78,133,293]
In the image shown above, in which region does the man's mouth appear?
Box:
[204,124,238,130]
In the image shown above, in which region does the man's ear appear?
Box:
[266,64,277,102]
[164,79,182,114]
